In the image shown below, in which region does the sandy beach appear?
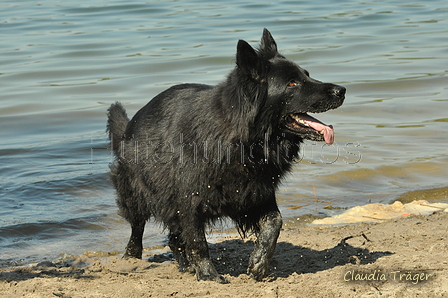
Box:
[1,209,448,298]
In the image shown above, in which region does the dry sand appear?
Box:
[1,211,448,298]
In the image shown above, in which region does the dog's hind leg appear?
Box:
[247,207,283,281]
[123,219,145,259]
[168,226,192,273]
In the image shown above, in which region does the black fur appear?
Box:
[107,29,345,283]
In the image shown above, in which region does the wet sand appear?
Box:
[1,211,448,298]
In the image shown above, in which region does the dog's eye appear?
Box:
[287,81,297,87]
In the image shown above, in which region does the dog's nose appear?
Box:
[331,86,346,98]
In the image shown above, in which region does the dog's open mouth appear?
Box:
[285,113,335,145]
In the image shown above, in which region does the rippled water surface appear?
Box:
[1,0,447,265]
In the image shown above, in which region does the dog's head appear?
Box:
[236,29,345,145]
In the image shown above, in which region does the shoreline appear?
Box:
[2,211,448,297]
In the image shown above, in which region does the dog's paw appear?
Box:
[247,260,269,281]
[123,243,143,260]
[196,272,230,284]
[178,264,195,274]
[194,261,230,284]
[122,252,142,260]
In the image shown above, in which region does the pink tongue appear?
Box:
[300,114,335,145]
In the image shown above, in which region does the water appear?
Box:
[1,0,447,265]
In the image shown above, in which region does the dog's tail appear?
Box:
[107,102,129,154]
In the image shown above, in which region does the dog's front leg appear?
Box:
[182,218,229,284]
[247,209,282,281]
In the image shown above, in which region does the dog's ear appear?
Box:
[259,28,278,59]
[236,39,262,80]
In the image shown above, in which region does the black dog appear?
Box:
[107,29,345,283]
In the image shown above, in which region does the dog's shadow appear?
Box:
[208,237,393,279]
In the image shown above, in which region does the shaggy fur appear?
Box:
[107,29,345,283]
